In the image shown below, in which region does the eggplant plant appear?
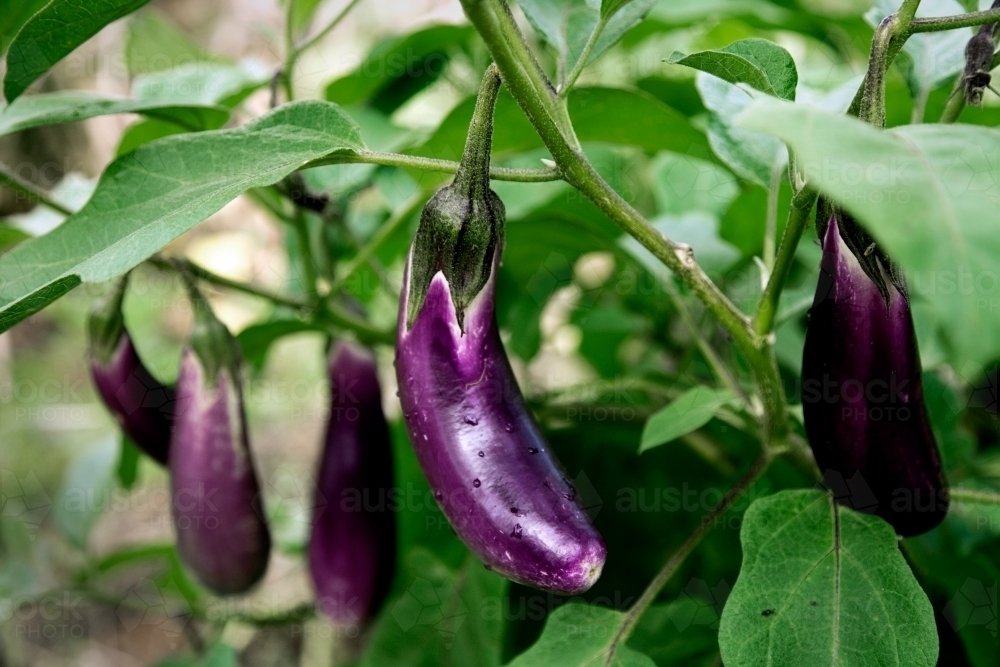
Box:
[3,0,1000,666]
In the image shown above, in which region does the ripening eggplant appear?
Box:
[169,280,271,594]
[88,275,174,465]
[395,65,606,594]
[802,213,948,537]
[309,341,396,626]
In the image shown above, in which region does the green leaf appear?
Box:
[115,118,190,156]
[668,38,797,100]
[0,224,31,253]
[360,549,508,667]
[125,9,219,76]
[0,100,364,332]
[288,0,326,35]
[867,0,969,105]
[627,600,721,666]
[0,0,48,53]
[718,490,938,667]
[505,602,655,667]
[570,87,711,157]
[55,437,120,547]
[132,63,269,108]
[696,73,786,186]
[0,91,229,136]
[639,387,736,453]
[4,0,153,102]
[518,0,660,81]
[237,319,323,372]
[650,152,739,219]
[738,97,1000,371]
[115,436,141,490]
[324,25,474,114]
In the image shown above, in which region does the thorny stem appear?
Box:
[603,452,772,666]
[860,15,895,128]
[302,150,561,182]
[0,162,73,216]
[940,77,968,123]
[453,65,502,199]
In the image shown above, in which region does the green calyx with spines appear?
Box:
[406,64,505,330]
[88,274,129,366]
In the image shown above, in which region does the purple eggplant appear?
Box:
[169,282,270,594]
[309,341,396,625]
[88,276,174,464]
[395,66,605,594]
[802,214,948,537]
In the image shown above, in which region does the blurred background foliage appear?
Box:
[1,0,999,665]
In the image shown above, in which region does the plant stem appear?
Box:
[763,160,783,271]
[949,487,1000,504]
[302,150,561,182]
[940,77,967,123]
[461,0,789,442]
[909,7,1000,33]
[603,452,772,667]
[662,277,748,407]
[860,16,895,127]
[291,208,319,298]
[327,191,424,298]
[0,162,73,216]
[560,16,607,96]
[896,0,923,28]
[753,188,817,336]
[295,0,363,58]
[149,257,310,310]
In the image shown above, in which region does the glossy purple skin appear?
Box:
[169,349,271,595]
[802,216,948,537]
[309,341,396,626]
[395,250,606,594]
[89,336,174,465]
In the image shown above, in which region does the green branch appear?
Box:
[303,149,561,182]
[909,7,1000,33]
[754,188,817,336]
[603,451,772,667]
[327,191,425,298]
[559,16,607,96]
[460,0,789,444]
[0,162,73,216]
[949,487,1000,505]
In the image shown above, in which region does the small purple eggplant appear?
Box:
[88,276,174,464]
[309,341,396,626]
[169,282,270,594]
[395,66,606,594]
[802,214,948,537]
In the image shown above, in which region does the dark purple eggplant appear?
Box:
[170,282,270,594]
[88,276,174,465]
[395,66,606,594]
[802,214,948,537]
[309,341,396,626]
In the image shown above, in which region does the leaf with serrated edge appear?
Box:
[668,38,797,100]
[738,97,1000,372]
[719,490,938,667]
[504,603,655,667]
[0,100,364,332]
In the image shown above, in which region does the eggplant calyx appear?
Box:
[406,65,505,331]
